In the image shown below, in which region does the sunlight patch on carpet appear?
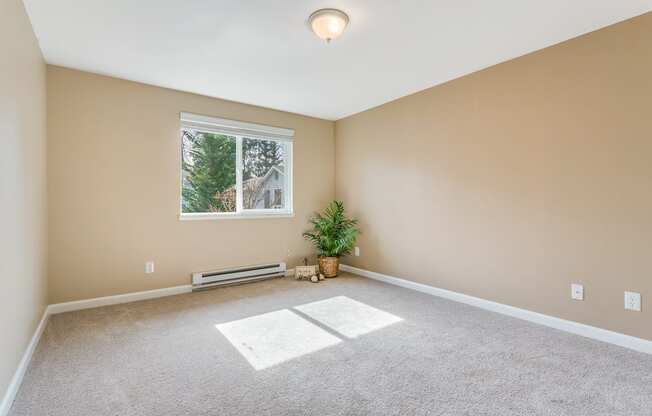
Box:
[294,296,403,338]
[216,309,341,370]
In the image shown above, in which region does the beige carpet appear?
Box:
[9,273,652,415]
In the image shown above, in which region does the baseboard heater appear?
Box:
[192,262,286,291]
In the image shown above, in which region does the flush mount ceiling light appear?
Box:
[308,8,349,43]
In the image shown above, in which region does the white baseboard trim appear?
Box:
[0,308,49,416]
[47,284,193,315]
[340,264,652,355]
[47,269,295,315]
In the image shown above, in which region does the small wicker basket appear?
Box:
[295,265,318,280]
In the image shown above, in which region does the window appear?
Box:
[180,113,293,219]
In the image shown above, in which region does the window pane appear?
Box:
[181,129,236,213]
[242,138,287,210]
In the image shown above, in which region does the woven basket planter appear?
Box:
[319,257,339,278]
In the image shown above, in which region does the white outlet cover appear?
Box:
[145,261,155,274]
[354,246,360,257]
[571,284,584,301]
[624,291,641,312]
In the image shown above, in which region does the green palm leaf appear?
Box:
[302,201,360,257]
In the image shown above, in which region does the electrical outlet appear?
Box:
[624,291,641,312]
[145,261,155,274]
[571,284,584,301]
[354,246,360,257]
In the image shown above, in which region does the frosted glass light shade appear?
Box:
[309,9,349,42]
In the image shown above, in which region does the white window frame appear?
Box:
[179,112,294,220]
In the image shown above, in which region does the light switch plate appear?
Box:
[571,284,584,301]
[624,291,641,312]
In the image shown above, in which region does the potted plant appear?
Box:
[303,200,360,278]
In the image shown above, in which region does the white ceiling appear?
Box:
[24,1,652,120]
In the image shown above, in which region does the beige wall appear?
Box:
[336,13,652,341]
[0,0,48,403]
[47,66,335,304]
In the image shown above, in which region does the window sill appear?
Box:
[179,211,295,221]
